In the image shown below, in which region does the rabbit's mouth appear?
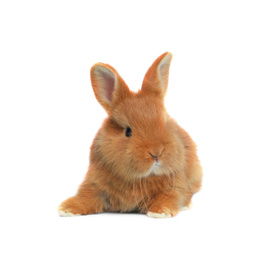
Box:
[148,160,163,176]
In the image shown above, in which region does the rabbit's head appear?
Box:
[90,53,185,180]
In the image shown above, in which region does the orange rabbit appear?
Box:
[58,52,203,218]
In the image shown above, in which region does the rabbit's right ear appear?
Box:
[141,52,172,98]
[90,63,131,114]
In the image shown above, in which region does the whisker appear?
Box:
[139,176,148,212]
[160,172,176,203]
[133,179,139,209]
[183,173,192,190]
[143,177,149,204]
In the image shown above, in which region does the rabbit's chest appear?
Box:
[105,178,165,212]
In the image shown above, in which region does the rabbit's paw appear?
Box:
[180,202,193,211]
[58,194,103,216]
[146,207,178,218]
[146,211,172,218]
[58,205,81,217]
[58,209,80,217]
[58,196,88,217]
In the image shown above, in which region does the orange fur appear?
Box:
[58,52,203,218]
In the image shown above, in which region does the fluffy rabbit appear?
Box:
[58,52,202,218]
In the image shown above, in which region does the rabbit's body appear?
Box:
[59,52,202,218]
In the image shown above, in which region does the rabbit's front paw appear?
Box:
[146,207,178,218]
[58,206,80,217]
[58,197,83,217]
[180,202,193,211]
[146,211,172,218]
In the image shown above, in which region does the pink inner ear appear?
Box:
[104,74,115,102]
[95,68,115,103]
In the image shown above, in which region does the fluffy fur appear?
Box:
[58,52,203,218]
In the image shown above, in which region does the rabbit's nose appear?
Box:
[149,146,164,159]
[149,153,159,159]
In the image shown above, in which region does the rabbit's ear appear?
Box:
[90,63,131,113]
[141,52,173,98]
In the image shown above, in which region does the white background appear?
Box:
[0,0,276,259]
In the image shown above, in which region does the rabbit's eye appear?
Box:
[125,127,132,137]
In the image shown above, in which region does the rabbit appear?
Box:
[58,52,203,218]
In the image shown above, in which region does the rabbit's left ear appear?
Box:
[141,52,173,98]
[90,63,131,114]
